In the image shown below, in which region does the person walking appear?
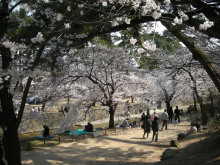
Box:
[161,109,169,130]
[152,116,159,142]
[140,113,145,121]
[143,115,152,138]
[174,106,181,123]
[151,111,158,121]
[125,100,131,112]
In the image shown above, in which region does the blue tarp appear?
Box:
[35,135,54,139]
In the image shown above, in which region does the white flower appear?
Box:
[151,44,156,51]
[108,0,115,4]
[102,1,108,6]
[178,11,189,21]
[67,6,71,11]
[142,41,156,51]
[130,37,137,45]
[152,11,161,19]
[0,78,3,84]
[56,13,63,21]
[80,10,84,15]
[199,21,214,30]
[66,40,73,46]
[31,32,43,43]
[78,4,84,8]
[125,18,131,24]
[164,0,170,6]
[189,26,195,31]
[64,23,71,29]
[59,0,63,3]
[174,17,182,24]
[142,41,150,49]
[111,20,119,27]
[137,48,145,54]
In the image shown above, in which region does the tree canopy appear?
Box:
[0,0,220,164]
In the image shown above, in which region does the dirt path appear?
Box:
[21,117,191,165]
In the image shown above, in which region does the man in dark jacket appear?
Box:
[43,125,50,137]
[85,122,93,132]
[174,106,180,123]
[152,116,159,142]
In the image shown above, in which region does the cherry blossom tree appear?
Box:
[0,0,220,164]
[151,47,217,124]
[59,45,139,128]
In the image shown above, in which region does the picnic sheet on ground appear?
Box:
[65,129,99,135]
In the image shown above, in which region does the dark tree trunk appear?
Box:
[3,128,21,165]
[109,106,115,128]
[165,101,171,111]
[193,87,208,125]
[1,87,21,165]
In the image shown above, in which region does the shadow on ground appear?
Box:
[156,131,220,165]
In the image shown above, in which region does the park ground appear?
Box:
[21,115,220,165]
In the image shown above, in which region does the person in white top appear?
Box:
[187,123,197,135]
[120,118,130,128]
[31,107,36,113]
[161,109,169,130]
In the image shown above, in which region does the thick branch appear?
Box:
[161,20,220,92]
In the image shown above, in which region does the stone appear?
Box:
[170,140,178,147]
[161,147,178,160]
[178,133,187,140]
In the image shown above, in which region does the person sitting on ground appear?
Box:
[85,122,94,132]
[180,109,184,116]
[130,121,138,128]
[43,125,50,137]
[31,107,36,113]
[120,118,130,128]
[187,123,197,135]
[192,122,201,132]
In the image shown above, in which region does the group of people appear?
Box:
[142,112,159,141]
[167,106,184,123]
[58,106,70,117]
[31,107,42,113]
[141,106,184,142]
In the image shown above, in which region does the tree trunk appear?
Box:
[3,128,21,165]
[193,87,208,125]
[108,106,115,128]
[165,101,171,111]
[193,92,197,111]
[1,87,21,165]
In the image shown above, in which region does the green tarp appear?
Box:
[65,129,99,135]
